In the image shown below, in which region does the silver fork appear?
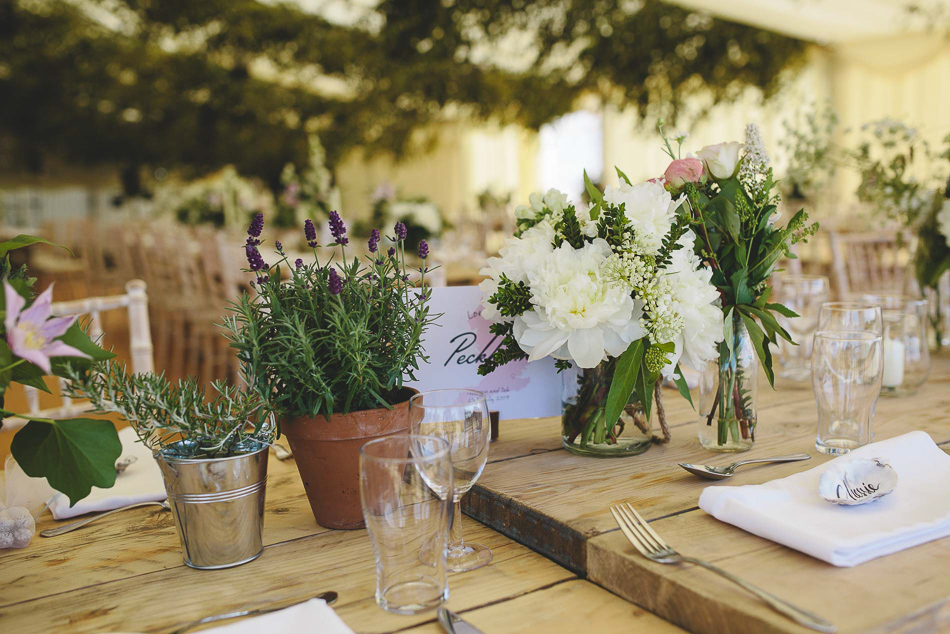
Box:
[610,503,837,633]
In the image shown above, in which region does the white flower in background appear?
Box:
[603,180,681,255]
[697,141,744,180]
[479,222,556,320]
[513,239,645,368]
[659,233,724,377]
[389,201,443,234]
[514,188,569,223]
[938,199,950,246]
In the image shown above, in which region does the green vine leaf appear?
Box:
[0,235,71,259]
[8,416,122,506]
[604,340,643,428]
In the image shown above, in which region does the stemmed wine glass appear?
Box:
[409,389,492,572]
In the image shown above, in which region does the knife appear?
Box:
[438,607,485,634]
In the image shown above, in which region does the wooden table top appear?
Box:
[465,354,950,634]
[0,446,682,633]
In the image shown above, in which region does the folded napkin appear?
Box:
[202,599,354,634]
[50,426,166,520]
[698,431,950,567]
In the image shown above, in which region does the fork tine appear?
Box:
[624,503,671,550]
[616,504,664,554]
[610,506,651,557]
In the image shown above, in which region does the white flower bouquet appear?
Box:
[478,170,723,455]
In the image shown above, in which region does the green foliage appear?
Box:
[223,228,437,419]
[64,361,270,457]
[476,321,528,376]
[596,204,629,248]
[554,206,585,249]
[779,103,839,199]
[2,0,806,192]
[8,415,122,507]
[489,275,533,318]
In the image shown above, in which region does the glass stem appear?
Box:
[450,500,465,552]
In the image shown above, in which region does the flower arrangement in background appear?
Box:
[778,102,839,200]
[659,122,818,450]
[362,183,444,252]
[224,212,438,419]
[478,168,722,452]
[155,166,274,228]
[1,236,119,506]
[276,134,342,229]
[849,120,950,346]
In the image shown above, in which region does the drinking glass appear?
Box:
[811,331,884,455]
[817,302,883,334]
[360,435,453,614]
[409,389,492,572]
[773,274,830,381]
[861,293,931,396]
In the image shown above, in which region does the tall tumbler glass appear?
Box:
[360,434,453,614]
[812,331,884,455]
[860,293,931,396]
[409,389,492,573]
[817,302,883,334]
[774,274,830,381]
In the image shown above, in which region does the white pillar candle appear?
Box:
[882,338,905,388]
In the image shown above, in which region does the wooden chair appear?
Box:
[2,280,153,432]
[829,231,908,299]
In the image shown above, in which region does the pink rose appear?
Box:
[663,158,705,192]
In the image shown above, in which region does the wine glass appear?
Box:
[773,274,830,381]
[409,389,492,572]
[817,302,883,334]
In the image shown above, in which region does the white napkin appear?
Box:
[50,426,166,520]
[201,599,354,634]
[698,431,950,567]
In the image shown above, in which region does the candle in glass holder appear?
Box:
[882,337,905,388]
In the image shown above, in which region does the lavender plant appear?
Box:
[223,213,437,420]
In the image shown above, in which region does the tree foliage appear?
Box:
[0,0,807,194]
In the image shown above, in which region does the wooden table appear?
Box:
[464,355,950,634]
[0,450,682,633]
[3,359,948,633]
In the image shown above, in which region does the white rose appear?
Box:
[515,188,569,222]
[603,180,682,255]
[697,142,744,180]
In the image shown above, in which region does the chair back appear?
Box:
[829,231,907,299]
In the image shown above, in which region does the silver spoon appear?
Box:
[679,454,811,480]
[40,500,171,537]
[170,591,338,634]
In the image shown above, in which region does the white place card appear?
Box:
[406,285,561,420]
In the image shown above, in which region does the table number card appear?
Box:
[406,285,561,420]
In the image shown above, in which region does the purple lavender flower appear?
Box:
[328,211,348,246]
[417,239,429,259]
[248,213,264,236]
[245,244,268,272]
[295,258,304,269]
[387,246,396,258]
[304,219,318,248]
[328,268,343,295]
[394,221,407,241]
[275,240,284,255]
[368,229,380,253]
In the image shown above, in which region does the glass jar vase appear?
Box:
[861,294,931,396]
[561,359,653,457]
[699,312,758,452]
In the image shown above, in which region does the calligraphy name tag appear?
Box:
[406,285,561,420]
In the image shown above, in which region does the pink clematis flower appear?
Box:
[4,282,89,374]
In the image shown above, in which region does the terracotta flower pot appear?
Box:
[281,387,416,529]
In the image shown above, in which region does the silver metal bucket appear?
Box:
[154,441,269,570]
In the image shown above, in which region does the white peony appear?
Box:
[603,180,682,255]
[937,199,950,246]
[514,188,569,223]
[479,222,556,321]
[697,142,744,180]
[659,233,723,377]
[513,239,645,368]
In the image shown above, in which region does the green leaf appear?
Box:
[707,195,740,243]
[11,360,52,393]
[730,269,755,305]
[637,361,659,421]
[765,302,799,319]
[49,321,116,376]
[9,417,122,506]
[0,235,72,259]
[584,169,604,206]
[604,340,643,429]
[672,364,694,409]
[615,166,632,186]
[739,313,775,388]
[741,305,793,344]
